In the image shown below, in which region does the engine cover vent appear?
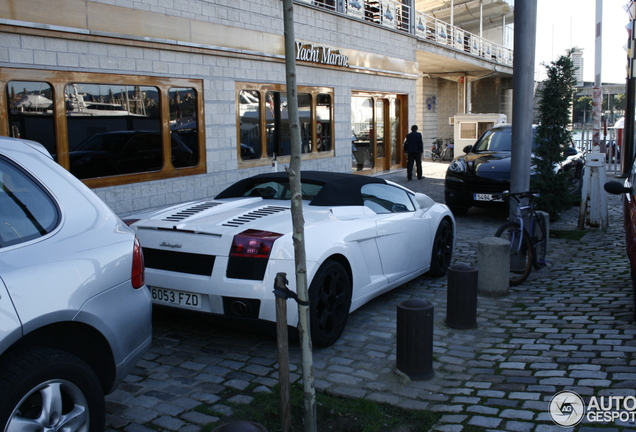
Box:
[162,201,221,222]
[222,206,289,227]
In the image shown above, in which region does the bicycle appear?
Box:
[493,191,547,286]
[431,137,443,161]
[431,137,453,162]
[442,137,454,161]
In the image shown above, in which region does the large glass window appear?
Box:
[66,83,164,179]
[170,87,200,167]
[266,91,312,158]
[7,81,56,156]
[239,90,262,160]
[1,69,205,187]
[316,93,332,152]
[237,84,333,166]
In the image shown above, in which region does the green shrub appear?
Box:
[532,51,578,219]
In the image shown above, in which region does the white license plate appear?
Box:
[474,193,503,202]
[150,287,201,309]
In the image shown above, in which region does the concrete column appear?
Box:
[478,237,510,297]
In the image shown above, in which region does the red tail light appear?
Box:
[132,236,145,288]
[123,218,140,226]
[230,229,283,259]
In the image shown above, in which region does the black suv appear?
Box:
[444,125,584,215]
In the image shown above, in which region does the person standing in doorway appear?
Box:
[404,125,424,180]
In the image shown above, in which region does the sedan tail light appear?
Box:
[131,237,145,288]
[227,229,283,280]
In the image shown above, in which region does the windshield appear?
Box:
[472,127,539,152]
[472,128,512,152]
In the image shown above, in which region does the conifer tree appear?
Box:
[532,50,578,219]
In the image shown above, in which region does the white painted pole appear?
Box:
[479,0,483,38]
[592,0,603,151]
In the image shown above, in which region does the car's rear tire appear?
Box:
[0,348,105,432]
[308,260,352,347]
[428,219,454,277]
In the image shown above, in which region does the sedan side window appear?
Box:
[0,158,59,248]
[361,184,416,213]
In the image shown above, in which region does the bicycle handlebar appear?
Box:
[491,190,539,201]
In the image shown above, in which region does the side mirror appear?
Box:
[463,145,472,154]
[564,147,578,157]
[604,181,632,195]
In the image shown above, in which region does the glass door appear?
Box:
[352,93,406,174]
[351,96,374,172]
[390,98,402,168]
[374,99,387,171]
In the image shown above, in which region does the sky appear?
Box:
[534,0,631,84]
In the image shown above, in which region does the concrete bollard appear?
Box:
[478,236,510,297]
[396,299,434,380]
[446,263,478,329]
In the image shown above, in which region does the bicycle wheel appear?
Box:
[532,214,547,270]
[440,148,448,161]
[495,221,533,286]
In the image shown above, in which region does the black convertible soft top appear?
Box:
[215,171,387,206]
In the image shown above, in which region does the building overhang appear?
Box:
[416,44,513,81]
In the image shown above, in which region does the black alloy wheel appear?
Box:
[428,218,454,277]
[308,260,352,347]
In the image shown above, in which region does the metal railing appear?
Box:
[574,127,621,174]
[412,9,513,66]
[298,0,513,67]
[335,0,411,32]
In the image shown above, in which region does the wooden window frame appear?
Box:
[0,68,206,188]
[236,82,334,169]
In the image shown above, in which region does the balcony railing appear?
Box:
[413,9,513,66]
[343,0,411,32]
[297,0,513,67]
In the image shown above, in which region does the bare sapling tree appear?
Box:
[281,1,318,431]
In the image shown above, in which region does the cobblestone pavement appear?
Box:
[106,162,636,432]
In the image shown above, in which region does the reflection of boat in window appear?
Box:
[14,94,53,112]
[65,84,147,117]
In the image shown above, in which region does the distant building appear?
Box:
[571,48,585,87]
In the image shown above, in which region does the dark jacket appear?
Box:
[404,131,424,154]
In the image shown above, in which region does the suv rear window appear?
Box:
[0,157,59,247]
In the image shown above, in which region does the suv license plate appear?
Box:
[474,193,504,202]
[150,287,201,309]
